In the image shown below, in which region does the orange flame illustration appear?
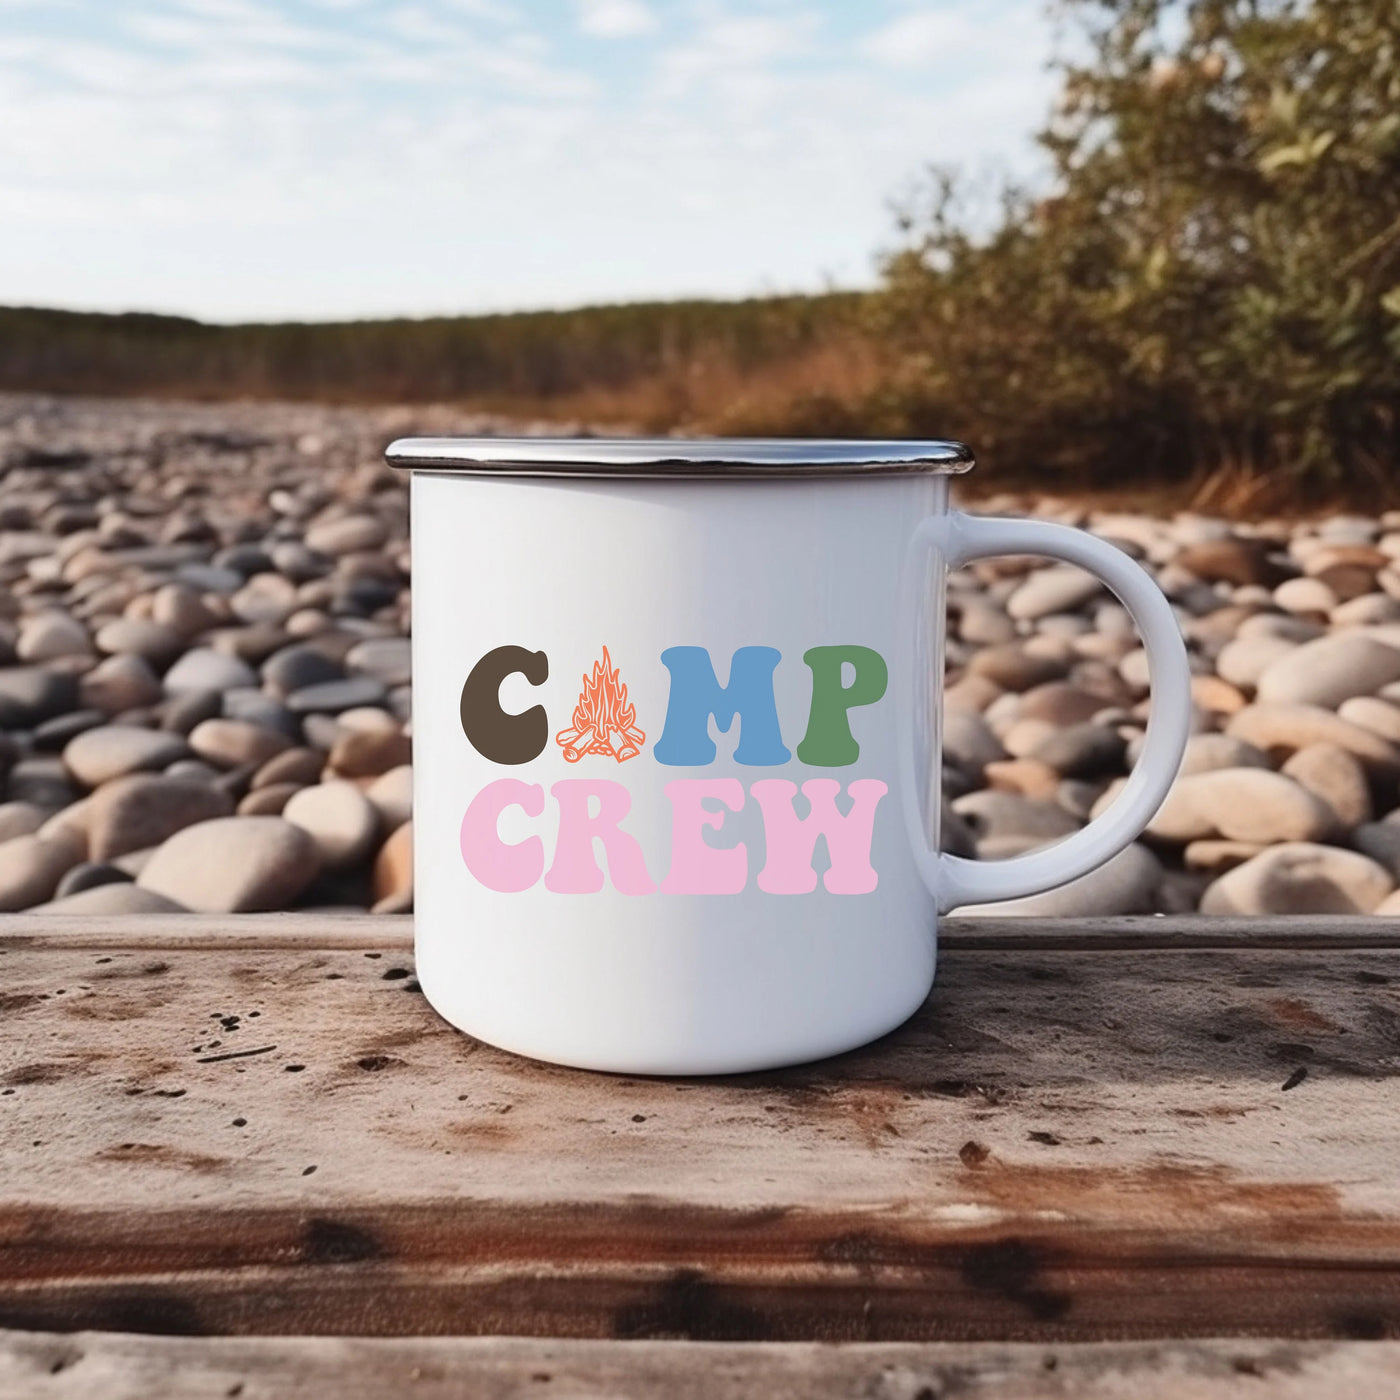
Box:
[556,647,645,763]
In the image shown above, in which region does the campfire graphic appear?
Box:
[556,647,646,763]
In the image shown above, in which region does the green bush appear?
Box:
[877,0,1400,501]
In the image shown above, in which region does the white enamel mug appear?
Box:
[387,438,1191,1075]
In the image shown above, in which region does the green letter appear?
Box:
[796,646,888,766]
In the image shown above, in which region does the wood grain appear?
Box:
[4,911,1400,951]
[3,1330,1399,1399]
[0,916,1398,1341]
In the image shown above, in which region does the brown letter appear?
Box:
[460,646,549,764]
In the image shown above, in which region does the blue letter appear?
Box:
[654,647,791,766]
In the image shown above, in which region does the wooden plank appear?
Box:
[2,929,1399,1341]
[4,912,1400,953]
[3,1331,1400,1400]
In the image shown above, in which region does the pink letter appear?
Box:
[750,778,888,894]
[460,779,545,892]
[662,779,748,894]
[546,779,656,895]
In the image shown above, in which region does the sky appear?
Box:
[0,0,1058,322]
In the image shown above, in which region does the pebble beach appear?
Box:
[5,393,1400,917]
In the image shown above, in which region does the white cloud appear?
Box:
[861,8,977,68]
[0,0,1056,319]
[652,13,815,99]
[575,0,656,39]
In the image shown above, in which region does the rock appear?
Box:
[1226,703,1400,774]
[111,846,159,876]
[1216,634,1296,690]
[252,746,326,789]
[1001,719,1059,759]
[53,861,131,899]
[208,626,292,666]
[1017,682,1113,726]
[162,647,258,694]
[286,608,331,637]
[346,636,412,686]
[285,677,388,714]
[270,541,328,582]
[945,674,1003,712]
[150,582,219,637]
[960,843,1161,917]
[952,790,1082,848]
[177,562,242,594]
[230,574,298,625]
[1146,768,1337,845]
[365,765,412,831]
[942,710,1006,777]
[1036,613,1091,638]
[1280,744,1372,828]
[188,718,293,769]
[327,727,412,778]
[17,611,91,661]
[63,726,190,788]
[1237,612,1325,643]
[162,688,224,735]
[1117,648,1151,691]
[261,643,346,698]
[0,802,50,844]
[32,709,106,752]
[956,600,1015,645]
[80,653,164,713]
[283,780,379,870]
[306,514,388,555]
[1200,843,1393,915]
[1185,602,1258,647]
[217,543,275,576]
[1184,840,1267,874]
[1336,696,1400,744]
[37,791,90,844]
[1190,675,1247,715]
[222,689,299,738]
[94,618,184,664]
[238,783,302,815]
[1306,541,1387,572]
[334,705,400,734]
[0,830,83,911]
[7,758,79,810]
[34,883,188,915]
[1332,594,1400,628]
[137,816,322,912]
[302,714,346,751]
[372,819,413,911]
[1256,633,1400,708]
[1006,565,1102,621]
[1274,576,1337,615]
[1353,823,1400,881]
[1031,723,1126,779]
[86,773,234,863]
[1177,538,1278,586]
[1055,779,1103,819]
[984,758,1061,800]
[1317,563,1380,600]
[966,644,1068,692]
[0,667,79,727]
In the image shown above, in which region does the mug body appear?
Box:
[409,462,953,1075]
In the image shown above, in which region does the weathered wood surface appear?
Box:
[1,915,1399,1341]
[4,1332,1400,1400]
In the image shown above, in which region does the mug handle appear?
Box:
[903,510,1193,913]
